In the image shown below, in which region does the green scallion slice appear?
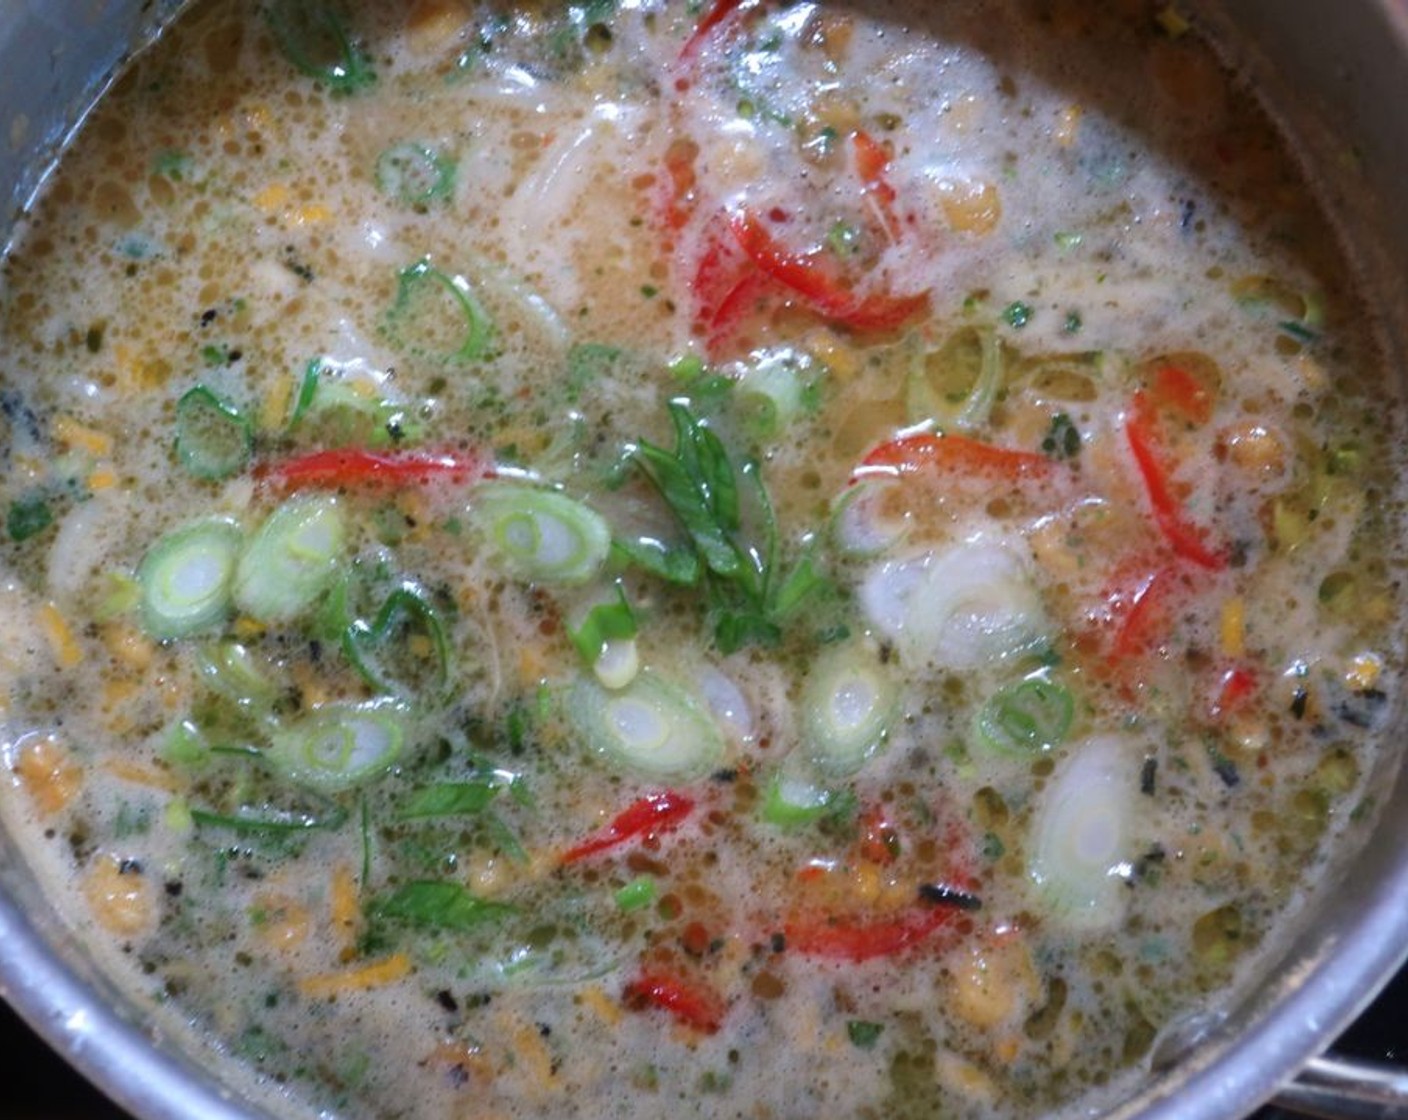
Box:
[376,141,456,206]
[232,496,347,622]
[388,258,494,364]
[801,644,896,777]
[136,518,242,639]
[974,675,1074,756]
[267,699,410,793]
[567,670,725,780]
[175,385,252,480]
[471,480,610,585]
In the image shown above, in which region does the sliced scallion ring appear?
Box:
[860,541,1051,670]
[1027,736,1134,931]
[174,385,253,480]
[267,699,411,793]
[974,674,1074,756]
[567,670,725,780]
[196,638,280,715]
[829,478,910,559]
[232,496,347,622]
[471,481,610,585]
[376,141,456,206]
[136,517,242,639]
[760,768,837,827]
[801,643,896,777]
[388,258,494,364]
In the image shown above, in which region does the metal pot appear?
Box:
[1,2,1407,1118]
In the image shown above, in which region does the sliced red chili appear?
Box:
[729,209,929,332]
[256,448,484,490]
[855,432,1055,482]
[677,0,754,61]
[852,130,902,240]
[560,790,696,864]
[622,969,725,1033]
[1125,392,1226,570]
[1210,665,1258,718]
[783,904,960,962]
[1151,363,1214,426]
[857,804,900,866]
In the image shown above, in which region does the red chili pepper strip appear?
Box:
[256,448,485,490]
[1110,566,1178,659]
[729,209,929,332]
[622,970,725,1033]
[784,904,960,962]
[560,790,695,865]
[855,432,1055,482]
[1151,364,1214,426]
[1210,665,1258,718]
[853,130,902,240]
[1125,392,1226,571]
[677,0,755,61]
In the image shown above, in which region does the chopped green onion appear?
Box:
[160,718,211,767]
[907,326,1004,431]
[196,639,280,714]
[388,258,494,364]
[136,517,242,639]
[371,880,513,931]
[190,801,349,834]
[974,675,1074,756]
[614,875,657,911]
[233,496,347,622]
[568,585,638,665]
[471,481,611,585]
[287,357,420,447]
[267,699,410,793]
[801,644,896,777]
[1028,736,1133,930]
[376,141,456,206]
[7,495,53,542]
[735,350,812,437]
[760,768,837,828]
[567,670,725,780]
[342,581,452,698]
[1002,301,1032,329]
[264,0,376,94]
[175,385,252,480]
[829,478,910,559]
[861,542,1051,671]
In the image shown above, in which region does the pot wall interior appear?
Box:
[2,3,1408,1120]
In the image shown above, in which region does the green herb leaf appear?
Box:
[397,781,500,819]
[847,1020,885,1049]
[371,880,514,930]
[7,495,53,542]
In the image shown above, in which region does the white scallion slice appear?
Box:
[471,480,610,585]
[860,540,1050,670]
[136,518,242,639]
[829,478,911,559]
[568,669,725,780]
[593,638,640,690]
[760,767,837,828]
[232,496,347,623]
[1027,736,1134,931]
[267,699,410,793]
[802,644,896,777]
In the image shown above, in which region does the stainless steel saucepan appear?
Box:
[2,2,1407,1118]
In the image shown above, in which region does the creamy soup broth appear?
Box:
[0,1,1402,1118]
